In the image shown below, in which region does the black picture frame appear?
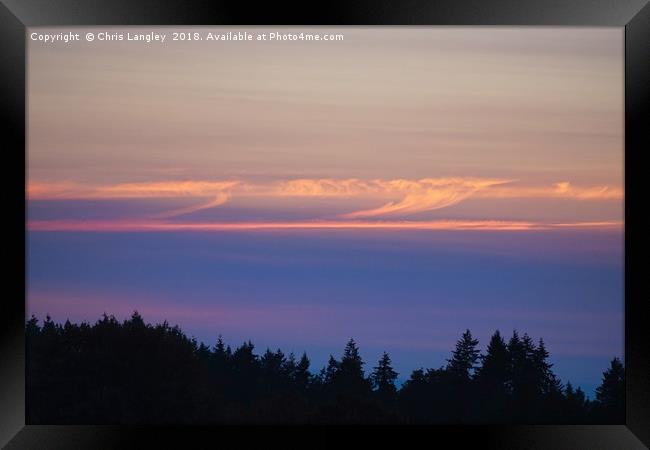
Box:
[1,0,648,447]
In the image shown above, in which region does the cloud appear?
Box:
[27,181,91,199]
[27,219,622,233]
[474,181,623,200]
[28,180,241,218]
[99,180,241,199]
[27,178,622,221]
[340,178,509,218]
[552,182,623,200]
[273,178,376,197]
[27,180,241,199]
[154,192,232,218]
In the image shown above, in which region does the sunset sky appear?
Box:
[27,27,623,395]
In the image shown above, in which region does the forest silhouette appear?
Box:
[26,312,624,424]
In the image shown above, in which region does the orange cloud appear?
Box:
[154,192,232,218]
[273,178,376,197]
[474,181,623,201]
[27,219,622,233]
[27,178,622,221]
[98,180,241,199]
[27,180,241,217]
[340,178,510,218]
[27,180,240,199]
[27,181,91,200]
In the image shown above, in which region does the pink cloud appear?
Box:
[27,218,622,233]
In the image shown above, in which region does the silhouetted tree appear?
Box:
[339,339,365,379]
[507,331,534,419]
[442,330,479,421]
[594,357,625,423]
[533,339,561,394]
[474,330,509,421]
[532,338,564,421]
[476,330,509,388]
[446,329,480,380]
[261,348,286,377]
[25,314,619,425]
[321,355,339,384]
[26,315,40,337]
[564,382,589,423]
[399,367,448,423]
[317,339,375,422]
[293,352,312,390]
[399,368,428,421]
[371,352,398,405]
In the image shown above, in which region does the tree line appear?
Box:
[26,312,624,424]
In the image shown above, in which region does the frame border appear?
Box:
[1,0,648,447]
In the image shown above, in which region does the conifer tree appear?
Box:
[371,352,399,397]
[321,355,339,384]
[196,342,211,361]
[594,357,625,422]
[343,340,368,383]
[127,310,146,329]
[339,338,364,378]
[474,330,509,420]
[476,330,509,390]
[446,329,480,380]
[42,314,57,336]
[293,352,312,389]
[533,338,563,396]
[506,330,526,395]
[564,381,589,423]
[25,314,613,425]
[26,315,40,338]
[328,339,372,398]
[261,348,286,377]
[213,335,230,360]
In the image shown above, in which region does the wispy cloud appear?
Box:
[27,178,623,221]
[339,178,509,218]
[28,180,241,218]
[98,180,241,199]
[27,219,622,233]
[153,192,232,218]
[272,178,378,197]
[28,180,241,199]
[475,181,623,201]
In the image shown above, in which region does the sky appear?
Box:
[27,27,623,396]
